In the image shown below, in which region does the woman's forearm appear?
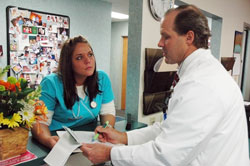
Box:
[100,114,116,127]
[31,123,58,149]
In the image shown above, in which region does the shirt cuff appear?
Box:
[100,100,116,116]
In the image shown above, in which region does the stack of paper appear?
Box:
[44,128,122,166]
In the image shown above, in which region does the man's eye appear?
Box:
[76,56,82,60]
[164,36,170,40]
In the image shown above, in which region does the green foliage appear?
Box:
[0,65,11,79]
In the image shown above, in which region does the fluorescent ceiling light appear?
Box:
[111,12,129,19]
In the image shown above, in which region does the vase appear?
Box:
[0,127,29,160]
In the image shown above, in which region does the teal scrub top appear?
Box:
[40,70,114,131]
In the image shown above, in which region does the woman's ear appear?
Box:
[186,30,194,45]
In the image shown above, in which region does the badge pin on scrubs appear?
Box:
[90,101,97,108]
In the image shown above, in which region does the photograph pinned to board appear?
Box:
[6,6,70,86]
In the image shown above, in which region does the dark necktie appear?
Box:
[163,73,180,120]
[172,73,179,88]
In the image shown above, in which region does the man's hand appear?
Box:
[95,126,128,145]
[81,143,112,164]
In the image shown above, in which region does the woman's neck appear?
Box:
[75,76,87,86]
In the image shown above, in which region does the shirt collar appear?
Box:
[177,48,211,78]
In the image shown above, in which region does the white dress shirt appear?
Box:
[111,48,249,166]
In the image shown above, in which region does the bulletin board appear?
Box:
[6,6,70,86]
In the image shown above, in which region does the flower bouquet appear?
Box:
[0,65,47,160]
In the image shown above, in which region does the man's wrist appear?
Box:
[106,146,112,161]
[122,132,128,145]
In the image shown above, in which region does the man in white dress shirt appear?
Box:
[81,4,249,166]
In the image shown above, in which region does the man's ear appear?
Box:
[186,31,194,45]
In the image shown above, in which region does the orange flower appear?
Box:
[34,100,48,134]
[0,80,21,92]
[1,81,11,90]
[0,80,8,89]
[15,82,21,90]
[0,80,5,85]
[9,83,16,92]
[34,101,47,115]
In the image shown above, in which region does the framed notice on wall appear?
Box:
[6,6,70,86]
[232,31,243,76]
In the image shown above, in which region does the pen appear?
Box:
[92,121,109,142]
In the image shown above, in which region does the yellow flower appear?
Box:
[25,116,35,128]
[7,113,22,128]
[2,118,10,125]
[12,113,22,122]
[0,113,4,125]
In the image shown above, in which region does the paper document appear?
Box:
[57,130,120,152]
[43,131,81,166]
[62,126,82,144]
[44,128,124,166]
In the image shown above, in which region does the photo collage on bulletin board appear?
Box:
[7,6,70,86]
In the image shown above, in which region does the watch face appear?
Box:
[149,0,174,21]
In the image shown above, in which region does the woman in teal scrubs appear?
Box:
[31,36,116,149]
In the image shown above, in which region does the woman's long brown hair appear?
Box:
[57,35,101,109]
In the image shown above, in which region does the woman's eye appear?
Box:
[88,53,93,57]
[76,56,82,60]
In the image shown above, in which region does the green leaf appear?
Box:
[11,102,24,110]
[0,107,12,117]
[0,91,9,97]
[0,85,5,91]
[15,85,19,93]
[9,91,17,98]
[20,78,28,91]
[7,76,17,84]
[0,65,11,79]
[17,88,34,99]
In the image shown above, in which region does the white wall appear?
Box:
[182,0,250,58]
[137,0,250,124]
[138,0,163,124]
[110,21,128,110]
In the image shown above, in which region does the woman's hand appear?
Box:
[31,123,59,149]
[94,126,128,145]
[46,136,59,149]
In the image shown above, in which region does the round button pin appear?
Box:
[90,101,97,108]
